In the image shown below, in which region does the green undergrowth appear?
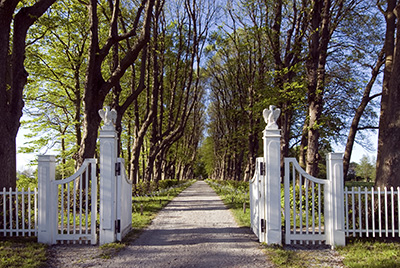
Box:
[206,179,250,227]
[337,237,400,268]
[0,237,47,268]
[100,179,196,258]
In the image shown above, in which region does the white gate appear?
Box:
[284,158,328,245]
[38,106,133,245]
[38,157,97,244]
[250,157,263,240]
[249,105,345,247]
[53,159,98,244]
[116,158,132,241]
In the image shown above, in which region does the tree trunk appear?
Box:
[376,0,397,187]
[0,0,56,189]
[305,0,331,177]
[376,3,400,188]
[343,49,384,178]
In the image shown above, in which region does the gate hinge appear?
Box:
[260,162,265,176]
[115,162,121,176]
[115,219,121,234]
[261,219,266,233]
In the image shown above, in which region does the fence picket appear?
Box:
[391,187,395,237]
[0,187,38,237]
[365,187,368,237]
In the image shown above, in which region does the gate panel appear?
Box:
[284,158,329,245]
[116,158,132,241]
[53,159,97,244]
[250,158,262,239]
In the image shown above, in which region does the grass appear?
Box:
[337,237,400,268]
[0,237,47,268]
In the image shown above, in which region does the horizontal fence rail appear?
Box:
[0,187,37,237]
[344,186,400,238]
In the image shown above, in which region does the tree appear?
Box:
[355,155,376,182]
[376,1,400,187]
[76,0,155,166]
[0,0,56,189]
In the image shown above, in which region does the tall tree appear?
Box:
[0,0,56,189]
[76,0,155,165]
[376,1,400,187]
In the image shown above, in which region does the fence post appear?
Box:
[37,155,56,244]
[326,153,346,247]
[99,106,118,245]
[262,105,282,245]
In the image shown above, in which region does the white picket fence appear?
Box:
[344,186,400,238]
[1,187,37,237]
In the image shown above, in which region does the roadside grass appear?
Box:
[337,237,400,268]
[0,237,47,268]
[208,179,400,268]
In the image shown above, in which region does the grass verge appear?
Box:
[337,237,400,268]
[0,237,47,268]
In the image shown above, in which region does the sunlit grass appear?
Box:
[337,238,400,268]
[0,237,47,268]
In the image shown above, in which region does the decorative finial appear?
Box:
[98,106,117,130]
[263,105,281,130]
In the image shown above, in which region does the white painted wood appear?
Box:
[37,155,56,244]
[116,158,133,241]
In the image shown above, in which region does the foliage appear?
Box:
[16,169,37,189]
[355,155,376,182]
[0,238,47,268]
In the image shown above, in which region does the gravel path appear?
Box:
[47,181,272,267]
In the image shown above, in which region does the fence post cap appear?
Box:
[37,155,56,161]
[327,152,343,160]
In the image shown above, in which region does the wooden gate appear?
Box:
[284,158,328,245]
[53,159,98,244]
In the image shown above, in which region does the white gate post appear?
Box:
[262,106,282,245]
[37,155,56,244]
[99,107,118,245]
[326,153,346,247]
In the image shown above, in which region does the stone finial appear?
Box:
[98,106,117,130]
[263,105,281,130]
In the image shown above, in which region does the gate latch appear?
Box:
[260,162,265,176]
[261,219,266,233]
[115,219,121,234]
[115,162,121,176]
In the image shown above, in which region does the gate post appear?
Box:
[326,153,346,247]
[99,107,118,245]
[262,106,282,245]
[37,155,56,244]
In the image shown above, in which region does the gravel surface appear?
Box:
[47,181,272,267]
